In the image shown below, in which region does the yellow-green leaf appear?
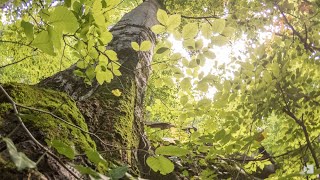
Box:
[100,31,113,44]
[167,14,181,30]
[106,50,118,61]
[131,42,140,51]
[151,25,166,34]
[157,9,168,25]
[211,19,225,34]
[182,23,198,39]
[146,156,174,175]
[21,21,34,40]
[155,145,189,156]
[112,89,122,96]
[222,27,236,38]
[32,31,55,56]
[211,35,229,46]
[48,6,79,33]
[201,23,212,39]
[140,40,152,51]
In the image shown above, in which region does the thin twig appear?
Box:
[0,55,34,69]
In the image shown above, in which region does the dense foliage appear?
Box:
[1,0,320,179]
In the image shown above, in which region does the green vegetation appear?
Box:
[0,0,320,179]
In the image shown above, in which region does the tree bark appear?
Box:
[0,0,173,179]
[40,0,160,168]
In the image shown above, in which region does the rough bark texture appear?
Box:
[0,0,175,179]
[40,0,160,173]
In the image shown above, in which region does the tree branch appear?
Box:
[277,84,320,169]
[275,3,320,52]
[0,55,34,69]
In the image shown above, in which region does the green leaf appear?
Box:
[73,69,86,77]
[85,149,107,167]
[215,129,226,140]
[201,23,212,39]
[197,98,211,107]
[180,95,188,105]
[182,23,198,39]
[140,40,152,51]
[48,26,62,50]
[99,54,108,63]
[211,19,225,34]
[77,60,87,69]
[50,140,75,159]
[146,156,174,175]
[93,13,105,26]
[2,138,36,171]
[95,69,113,84]
[162,77,174,87]
[156,47,169,54]
[100,31,113,44]
[112,89,122,97]
[73,165,100,177]
[157,9,168,25]
[180,78,192,90]
[197,81,209,92]
[151,25,166,34]
[21,21,34,40]
[131,42,140,51]
[105,50,118,61]
[109,166,128,180]
[222,27,236,38]
[32,31,55,56]
[85,66,96,80]
[155,145,189,156]
[48,6,79,33]
[203,51,216,59]
[211,35,229,46]
[167,14,181,30]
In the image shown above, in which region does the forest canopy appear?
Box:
[0,0,320,179]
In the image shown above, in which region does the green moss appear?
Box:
[93,78,139,166]
[0,83,96,153]
[0,103,11,126]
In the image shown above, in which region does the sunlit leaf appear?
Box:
[105,50,118,61]
[131,42,140,51]
[211,19,225,34]
[48,6,79,33]
[151,25,166,34]
[157,9,168,26]
[167,14,181,30]
[182,23,198,39]
[146,156,174,175]
[155,145,189,156]
[32,31,55,56]
[140,40,152,51]
[112,89,122,97]
[21,21,34,40]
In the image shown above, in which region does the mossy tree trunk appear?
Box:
[0,0,166,179]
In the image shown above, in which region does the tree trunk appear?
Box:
[0,0,172,179]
